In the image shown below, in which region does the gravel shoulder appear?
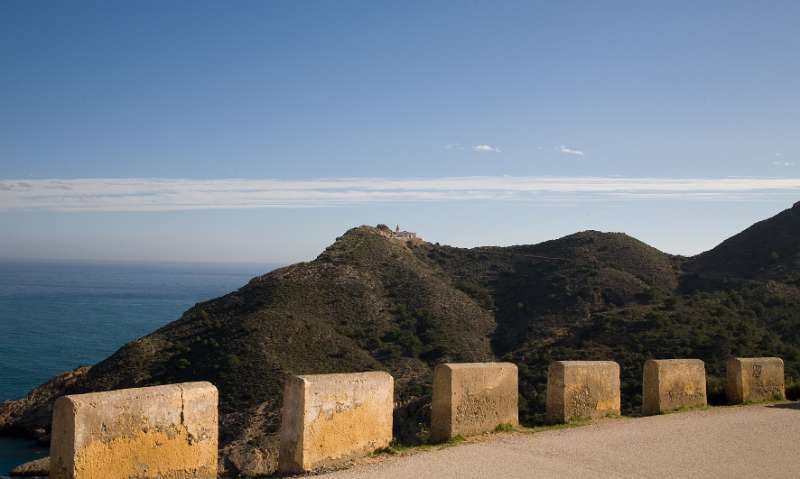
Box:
[317,403,800,479]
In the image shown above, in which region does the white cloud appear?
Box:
[558,145,585,156]
[472,144,501,153]
[0,176,799,212]
[772,160,795,167]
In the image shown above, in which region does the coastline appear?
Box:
[0,259,274,475]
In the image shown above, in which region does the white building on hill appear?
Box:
[394,225,417,240]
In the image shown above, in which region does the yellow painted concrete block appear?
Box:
[49,382,218,479]
[278,371,393,473]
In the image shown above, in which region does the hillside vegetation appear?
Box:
[3,203,800,476]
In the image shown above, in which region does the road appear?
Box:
[319,403,800,479]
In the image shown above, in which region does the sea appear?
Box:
[0,259,277,476]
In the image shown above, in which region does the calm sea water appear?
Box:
[0,259,276,475]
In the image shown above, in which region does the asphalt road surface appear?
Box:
[319,403,800,479]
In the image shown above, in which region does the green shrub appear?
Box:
[226,354,241,367]
[495,423,514,432]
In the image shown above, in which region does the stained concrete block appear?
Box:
[642,359,707,415]
[546,361,620,423]
[431,362,518,441]
[49,382,218,479]
[278,371,393,473]
[726,357,785,404]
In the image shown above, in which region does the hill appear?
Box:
[686,201,800,283]
[2,206,800,476]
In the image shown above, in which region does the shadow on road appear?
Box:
[766,402,800,411]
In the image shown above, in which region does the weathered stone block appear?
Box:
[642,359,707,415]
[278,371,393,473]
[49,381,218,479]
[430,362,518,441]
[726,357,785,404]
[546,361,620,423]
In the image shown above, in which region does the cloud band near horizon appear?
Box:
[0,176,798,212]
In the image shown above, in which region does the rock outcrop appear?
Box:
[9,456,49,477]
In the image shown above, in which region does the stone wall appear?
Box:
[546,361,620,423]
[642,359,707,415]
[278,371,393,473]
[431,362,518,441]
[726,357,785,404]
[49,382,218,479]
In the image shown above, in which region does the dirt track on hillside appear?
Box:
[318,403,800,479]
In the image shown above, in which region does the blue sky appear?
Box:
[1,1,798,263]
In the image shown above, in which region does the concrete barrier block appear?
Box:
[726,357,785,404]
[278,371,393,473]
[431,362,518,441]
[49,381,218,479]
[642,359,707,415]
[546,361,620,423]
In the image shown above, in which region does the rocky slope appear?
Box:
[3,206,800,476]
[686,201,800,283]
